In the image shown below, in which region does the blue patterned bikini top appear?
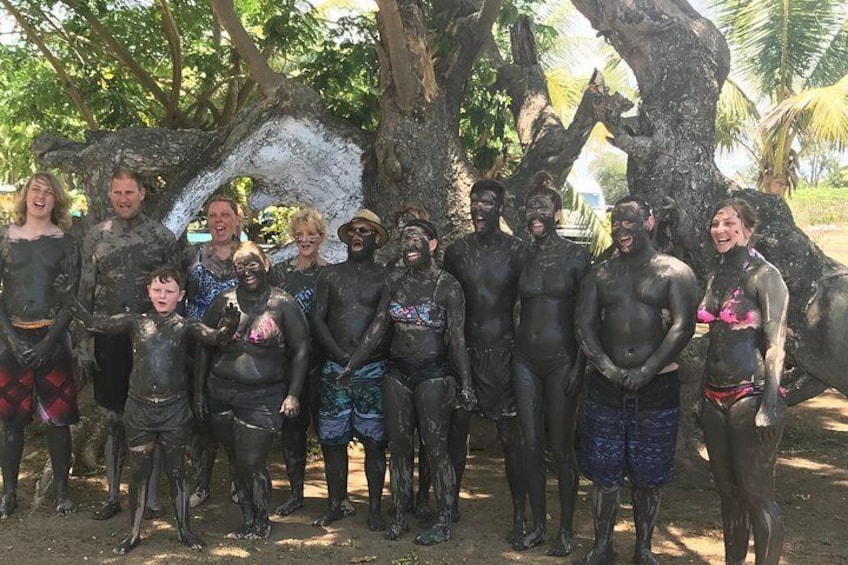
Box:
[388,300,447,328]
[186,247,238,320]
[387,270,447,329]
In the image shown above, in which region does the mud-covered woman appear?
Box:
[0,172,79,517]
[344,219,475,546]
[698,198,788,565]
[511,172,590,555]
[194,242,310,540]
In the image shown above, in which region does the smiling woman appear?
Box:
[0,172,79,518]
[193,241,310,540]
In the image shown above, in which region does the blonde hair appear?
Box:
[14,172,73,231]
[288,207,327,240]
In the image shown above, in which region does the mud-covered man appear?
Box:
[57,266,239,554]
[310,209,390,531]
[78,169,177,520]
[575,197,698,565]
[443,179,529,541]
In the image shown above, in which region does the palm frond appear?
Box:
[562,183,612,257]
[714,0,843,101]
[761,73,848,153]
[715,76,760,154]
[804,16,848,89]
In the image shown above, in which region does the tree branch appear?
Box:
[375,0,419,113]
[61,0,183,118]
[0,0,98,129]
[498,16,632,230]
[209,0,285,99]
[442,0,505,111]
[157,0,182,127]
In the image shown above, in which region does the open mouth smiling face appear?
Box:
[611,203,647,254]
[710,206,751,254]
[470,189,500,234]
[525,194,558,238]
[26,179,56,217]
[235,253,268,291]
[401,225,433,267]
[346,222,377,257]
[207,201,239,244]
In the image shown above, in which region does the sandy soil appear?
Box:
[0,390,847,565]
[1,226,847,565]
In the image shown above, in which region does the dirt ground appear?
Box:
[1,226,848,565]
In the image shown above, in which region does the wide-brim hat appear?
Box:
[337,209,389,248]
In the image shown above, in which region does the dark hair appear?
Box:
[233,241,270,268]
[613,195,653,219]
[403,219,439,252]
[526,171,563,212]
[710,198,759,233]
[470,179,506,208]
[403,219,438,240]
[148,265,185,290]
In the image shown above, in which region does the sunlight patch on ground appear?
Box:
[209,546,252,558]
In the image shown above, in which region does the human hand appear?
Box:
[458,385,477,411]
[336,364,353,387]
[754,401,784,442]
[193,392,207,422]
[52,273,75,303]
[600,364,627,388]
[281,395,300,418]
[8,335,31,367]
[221,302,241,334]
[693,395,705,430]
[22,337,56,368]
[621,366,653,392]
[564,363,585,397]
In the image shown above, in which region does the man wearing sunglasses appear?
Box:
[310,209,390,532]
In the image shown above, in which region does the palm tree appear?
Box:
[714,0,848,196]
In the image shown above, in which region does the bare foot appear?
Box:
[547,529,576,557]
[55,497,76,516]
[243,521,271,540]
[414,517,451,546]
[189,488,209,509]
[575,543,614,565]
[93,498,120,520]
[367,509,386,532]
[312,502,347,527]
[0,492,16,519]
[178,529,205,550]
[341,497,356,517]
[112,535,140,555]
[224,524,253,540]
[384,517,408,541]
[506,517,527,544]
[513,526,546,551]
[274,494,304,516]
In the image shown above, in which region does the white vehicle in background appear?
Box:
[556,182,608,248]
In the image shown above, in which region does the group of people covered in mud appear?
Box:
[0,167,788,565]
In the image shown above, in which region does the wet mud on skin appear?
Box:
[1,390,846,564]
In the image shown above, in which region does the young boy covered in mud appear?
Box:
[55,266,239,555]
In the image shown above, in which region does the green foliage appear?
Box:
[592,152,628,203]
[788,184,848,226]
[458,61,520,176]
[297,14,380,131]
[258,205,300,245]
